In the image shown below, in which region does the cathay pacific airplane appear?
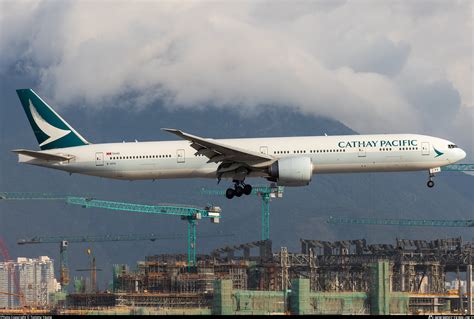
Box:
[13,89,466,199]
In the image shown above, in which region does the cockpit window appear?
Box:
[448,144,458,149]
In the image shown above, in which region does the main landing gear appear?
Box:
[225,180,252,199]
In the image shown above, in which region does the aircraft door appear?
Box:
[260,146,268,155]
[95,152,104,166]
[358,148,366,157]
[177,149,185,163]
[421,142,430,155]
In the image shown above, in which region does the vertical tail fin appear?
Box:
[16,89,89,150]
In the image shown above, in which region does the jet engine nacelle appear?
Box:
[267,157,313,186]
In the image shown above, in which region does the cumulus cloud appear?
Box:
[0,0,472,151]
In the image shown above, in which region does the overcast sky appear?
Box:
[1,0,472,156]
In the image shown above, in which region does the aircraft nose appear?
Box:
[459,148,466,161]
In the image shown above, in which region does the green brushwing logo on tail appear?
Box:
[28,99,71,147]
[16,89,89,150]
[433,147,444,158]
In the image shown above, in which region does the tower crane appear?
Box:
[0,192,70,200]
[76,248,101,293]
[327,216,474,227]
[201,184,284,240]
[65,197,222,268]
[2,192,225,270]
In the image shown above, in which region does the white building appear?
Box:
[0,256,59,308]
[0,260,16,308]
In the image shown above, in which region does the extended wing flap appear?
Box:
[195,149,220,158]
[12,149,74,161]
[207,154,234,163]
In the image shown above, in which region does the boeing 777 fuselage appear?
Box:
[13,89,466,199]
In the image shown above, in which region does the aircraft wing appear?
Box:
[12,149,74,161]
[162,128,275,167]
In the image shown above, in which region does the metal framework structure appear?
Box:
[298,237,473,294]
[210,239,273,262]
[64,237,473,314]
[66,197,222,268]
[201,184,284,240]
[327,216,474,227]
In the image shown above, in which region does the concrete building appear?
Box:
[0,256,59,308]
[0,260,16,308]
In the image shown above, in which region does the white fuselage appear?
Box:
[18,134,466,182]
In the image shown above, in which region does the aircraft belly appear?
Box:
[99,168,215,180]
[314,161,444,173]
[69,158,217,180]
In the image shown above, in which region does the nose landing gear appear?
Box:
[225,180,253,199]
[426,168,439,188]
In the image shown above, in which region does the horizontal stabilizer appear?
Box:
[12,149,74,161]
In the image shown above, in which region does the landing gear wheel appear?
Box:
[243,184,252,195]
[427,180,435,188]
[235,186,244,197]
[225,188,235,199]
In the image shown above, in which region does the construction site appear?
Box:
[99,236,472,315]
[0,181,473,315]
[10,237,472,315]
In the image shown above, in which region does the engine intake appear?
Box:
[268,157,313,186]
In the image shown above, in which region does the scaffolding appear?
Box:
[117,293,212,308]
[114,258,250,296]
